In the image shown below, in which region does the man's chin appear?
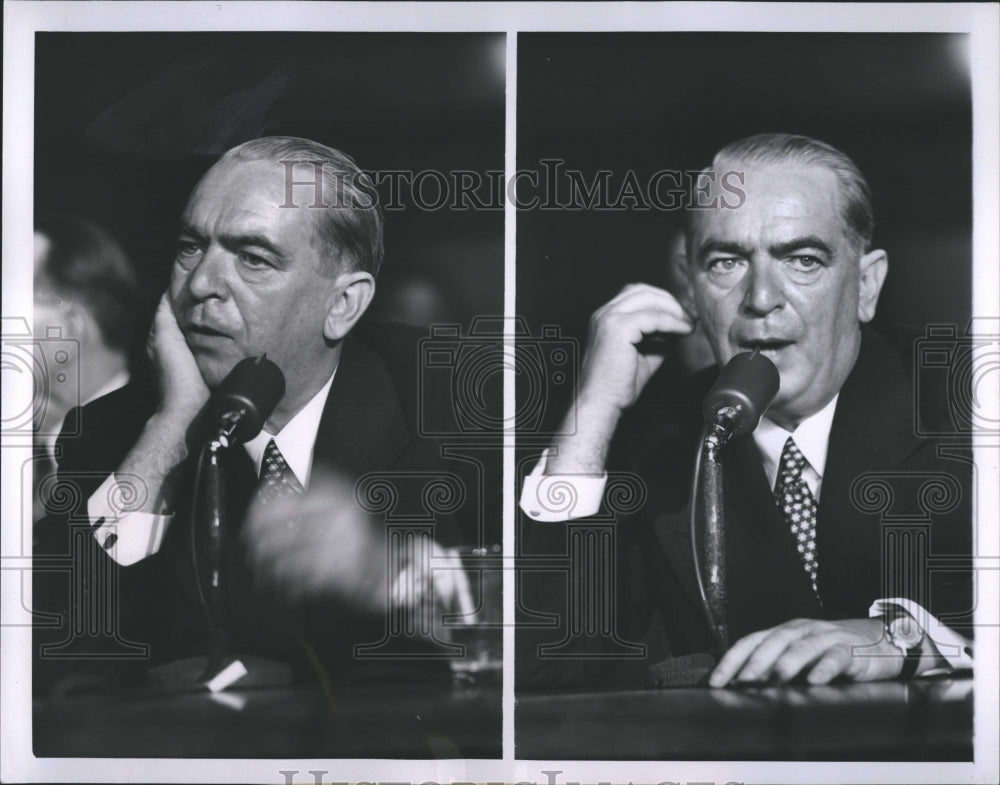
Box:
[193,355,243,390]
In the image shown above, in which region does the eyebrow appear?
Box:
[696,235,835,260]
[178,223,287,261]
[177,222,207,243]
[696,239,752,260]
[768,236,834,258]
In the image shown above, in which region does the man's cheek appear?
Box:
[697,307,730,356]
[167,275,188,311]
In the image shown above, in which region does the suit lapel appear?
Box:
[643,329,920,647]
[161,336,413,651]
[817,329,916,615]
[312,334,411,480]
[650,428,825,641]
[647,435,791,617]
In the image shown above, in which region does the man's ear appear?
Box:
[323,271,376,342]
[62,300,94,345]
[857,248,888,323]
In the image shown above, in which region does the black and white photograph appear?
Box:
[2,3,998,785]
[515,31,988,761]
[16,26,505,762]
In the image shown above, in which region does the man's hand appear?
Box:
[709,618,905,687]
[147,292,210,420]
[547,284,695,475]
[112,292,211,514]
[244,470,474,618]
[580,283,696,413]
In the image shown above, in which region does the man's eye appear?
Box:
[176,241,201,258]
[175,241,203,268]
[237,252,270,269]
[788,255,822,272]
[708,257,742,273]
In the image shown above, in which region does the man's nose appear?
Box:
[740,261,784,316]
[185,245,229,301]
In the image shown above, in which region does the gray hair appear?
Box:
[687,133,875,254]
[220,136,384,277]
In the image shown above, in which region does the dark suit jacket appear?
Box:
[34,323,492,692]
[518,328,973,688]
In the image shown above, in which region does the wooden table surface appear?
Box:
[515,676,973,761]
[34,678,502,759]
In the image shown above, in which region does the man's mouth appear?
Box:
[738,338,794,355]
[184,323,230,342]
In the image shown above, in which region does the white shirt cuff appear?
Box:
[519,449,608,522]
[869,597,974,674]
[87,473,171,566]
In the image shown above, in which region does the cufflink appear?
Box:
[102,531,118,550]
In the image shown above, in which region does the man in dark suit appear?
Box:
[34,137,478,691]
[32,215,139,523]
[520,133,973,688]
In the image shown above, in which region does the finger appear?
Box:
[443,550,477,620]
[709,627,773,687]
[147,294,171,359]
[596,288,694,328]
[600,282,669,310]
[391,566,411,608]
[770,633,838,683]
[598,308,696,348]
[735,621,816,682]
[151,292,181,340]
[806,647,851,685]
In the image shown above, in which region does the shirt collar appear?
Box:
[753,393,839,490]
[243,370,336,488]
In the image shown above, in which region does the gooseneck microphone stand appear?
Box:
[647,350,778,688]
[191,428,232,680]
[701,421,729,651]
[146,355,285,692]
[689,410,742,656]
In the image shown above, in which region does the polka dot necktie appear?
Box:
[773,436,820,599]
[257,439,303,504]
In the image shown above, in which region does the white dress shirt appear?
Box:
[519,393,974,672]
[86,372,336,567]
[751,394,838,500]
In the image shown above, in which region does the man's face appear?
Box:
[689,162,885,427]
[33,232,79,425]
[170,157,341,392]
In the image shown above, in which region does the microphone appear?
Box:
[207,355,285,448]
[702,350,780,439]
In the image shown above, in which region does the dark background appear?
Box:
[35,32,506,352]
[517,33,972,347]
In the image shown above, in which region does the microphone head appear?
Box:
[702,350,780,437]
[210,355,285,446]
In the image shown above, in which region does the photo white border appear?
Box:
[3,3,998,784]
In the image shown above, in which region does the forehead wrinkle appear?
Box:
[184,158,338,280]
[697,167,850,256]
